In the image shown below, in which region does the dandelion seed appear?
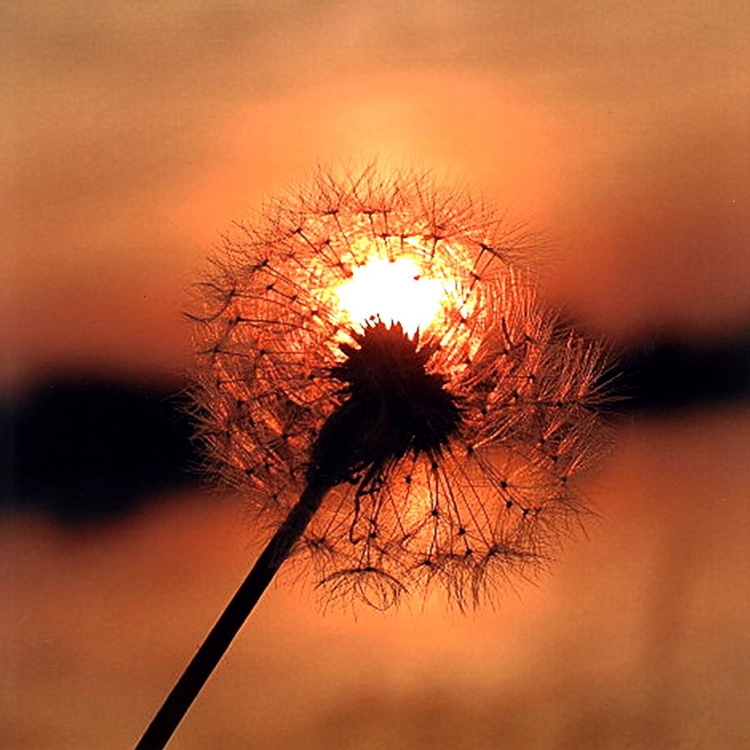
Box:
[135,165,614,749]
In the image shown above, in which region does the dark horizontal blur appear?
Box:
[2,330,749,526]
[1,379,199,525]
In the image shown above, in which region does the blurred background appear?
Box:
[2,1,750,748]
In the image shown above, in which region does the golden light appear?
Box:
[335,256,449,335]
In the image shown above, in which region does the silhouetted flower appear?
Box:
[190,166,612,608]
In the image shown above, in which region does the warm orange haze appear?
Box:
[3,1,750,749]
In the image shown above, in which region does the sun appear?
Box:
[334,256,449,335]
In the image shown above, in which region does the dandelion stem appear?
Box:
[134,480,330,750]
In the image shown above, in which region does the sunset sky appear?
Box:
[4,0,750,391]
[3,2,750,749]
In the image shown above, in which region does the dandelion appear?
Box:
[135,166,613,749]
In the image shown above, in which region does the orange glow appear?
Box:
[335,256,447,335]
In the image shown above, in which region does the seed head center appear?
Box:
[307,322,462,488]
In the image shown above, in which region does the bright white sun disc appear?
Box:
[335,257,446,335]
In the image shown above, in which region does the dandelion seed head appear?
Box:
[190,165,613,608]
